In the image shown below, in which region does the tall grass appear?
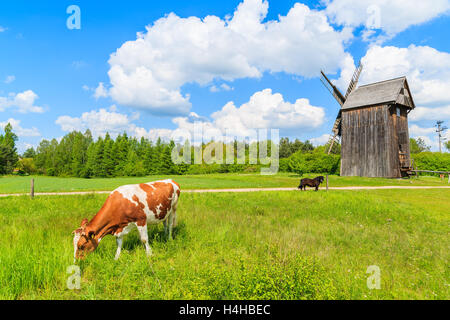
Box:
[0,189,448,299]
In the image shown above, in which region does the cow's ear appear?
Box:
[80,218,89,228]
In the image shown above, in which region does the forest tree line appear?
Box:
[7,129,326,177]
[1,123,449,177]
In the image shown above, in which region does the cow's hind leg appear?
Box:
[137,224,152,257]
[115,236,123,260]
[163,220,168,238]
[167,210,176,241]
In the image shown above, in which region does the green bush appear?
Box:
[287,151,341,175]
[412,152,450,175]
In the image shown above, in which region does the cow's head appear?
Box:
[72,218,98,261]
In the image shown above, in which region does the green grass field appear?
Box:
[0,173,447,194]
[0,188,448,299]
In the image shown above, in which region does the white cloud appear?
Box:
[151,89,325,142]
[310,134,331,146]
[210,89,324,136]
[336,45,450,108]
[0,90,45,113]
[106,0,352,115]
[134,127,175,142]
[409,124,450,151]
[0,26,7,32]
[0,118,40,137]
[409,124,436,136]
[55,108,136,138]
[409,106,450,122]
[210,83,234,92]
[325,0,450,41]
[55,89,324,144]
[4,75,15,84]
[94,82,109,99]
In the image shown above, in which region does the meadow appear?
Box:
[0,188,448,299]
[0,173,447,194]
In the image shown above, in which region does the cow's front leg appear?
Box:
[115,236,123,260]
[137,224,152,257]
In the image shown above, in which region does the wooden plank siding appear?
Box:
[340,104,411,178]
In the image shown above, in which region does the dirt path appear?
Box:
[0,186,449,197]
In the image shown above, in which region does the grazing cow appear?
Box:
[298,176,325,191]
[72,179,180,261]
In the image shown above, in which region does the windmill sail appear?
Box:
[326,112,342,154]
[345,62,363,99]
[320,71,345,107]
[320,62,363,155]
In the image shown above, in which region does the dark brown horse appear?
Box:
[298,176,325,191]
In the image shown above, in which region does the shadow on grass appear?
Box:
[122,221,187,252]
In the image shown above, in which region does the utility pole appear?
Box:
[436,121,448,153]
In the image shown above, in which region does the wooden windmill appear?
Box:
[320,64,416,178]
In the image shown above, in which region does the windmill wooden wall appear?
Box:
[340,104,411,178]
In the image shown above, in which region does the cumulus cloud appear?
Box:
[325,0,450,41]
[0,90,45,113]
[409,106,450,122]
[0,118,40,137]
[409,124,436,136]
[210,89,324,135]
[310,134,332,146]
[106,0,352,115]
[56,89,324,144]
[409,124,450,151]
[56,108,136,138]
[336,45,450,109]
[150,88,325,142]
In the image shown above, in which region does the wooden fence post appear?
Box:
[326,174,329,191]
[30,178,34,199]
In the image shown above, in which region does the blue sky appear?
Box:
[1,0,449,153]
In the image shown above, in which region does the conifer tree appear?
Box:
[0,123,18,174]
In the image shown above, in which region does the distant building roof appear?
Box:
[342,76,415,110]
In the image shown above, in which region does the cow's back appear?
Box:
[111,179,180,225]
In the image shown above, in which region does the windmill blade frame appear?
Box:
[320,61,363,155]
[320,71,346,107]
[345,61,363,99]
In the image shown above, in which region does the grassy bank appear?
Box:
[0,189,448,299]
[0,173,448,194]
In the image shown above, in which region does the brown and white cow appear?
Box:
[72,179,180,261]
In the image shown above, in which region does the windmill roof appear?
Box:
[342,76,415,110]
